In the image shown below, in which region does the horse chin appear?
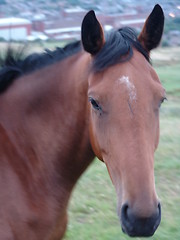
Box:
[121,225,158,238]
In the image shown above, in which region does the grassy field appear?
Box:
[63,47,180,240]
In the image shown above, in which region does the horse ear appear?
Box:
[138,4,164,52]
[81,10,105,55]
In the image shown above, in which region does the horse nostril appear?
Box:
[120,202,161,237]
[158,202,161,215]
[156,202,161,226]
[121,203,128,219]
[121,203,133,234]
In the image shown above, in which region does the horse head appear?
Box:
[82,5,165,237]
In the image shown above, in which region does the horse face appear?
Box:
[82,5,165,237]
[88,52,165,236]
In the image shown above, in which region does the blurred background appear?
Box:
[0,1,179,239]
[0,0,180,44]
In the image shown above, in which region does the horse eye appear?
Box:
[89,97,101,111]
[159,97,167,107]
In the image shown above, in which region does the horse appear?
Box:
[0,4,165,239]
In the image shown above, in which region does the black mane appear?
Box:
[93,27,149,72]
[0,27,149,94]
[0,41,81,93]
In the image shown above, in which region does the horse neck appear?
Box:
[0,51,94,194]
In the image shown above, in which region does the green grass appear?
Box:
[63,47,180,240]
[156,64,180,97]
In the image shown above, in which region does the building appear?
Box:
[44,26,81,40]
[0,17,31,41]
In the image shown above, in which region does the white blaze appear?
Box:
[118,75,136,102]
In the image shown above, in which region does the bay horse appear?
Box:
[0,4,165,239]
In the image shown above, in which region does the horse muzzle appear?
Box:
[120,202,161,237]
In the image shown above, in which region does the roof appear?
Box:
[64,7,86,13]
[0,18,31,27]
[120,18,145,25]
[45,27,81,35]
